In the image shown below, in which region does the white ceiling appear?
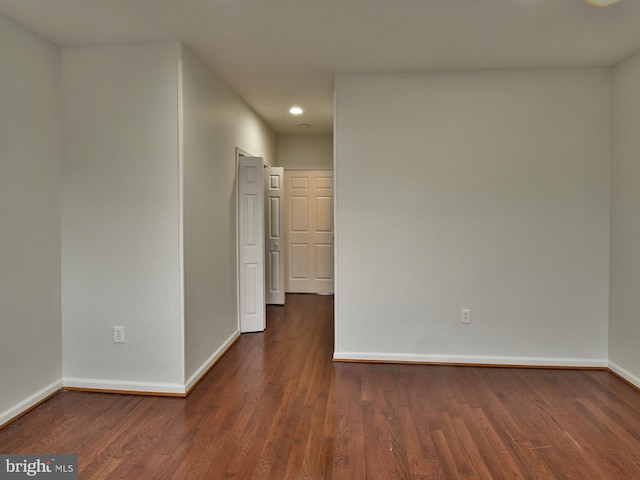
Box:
[1,0,639,134]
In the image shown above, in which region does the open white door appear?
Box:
[265,167,285,305]
[238,156,265,332]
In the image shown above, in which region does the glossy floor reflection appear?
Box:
[2,294,640,479]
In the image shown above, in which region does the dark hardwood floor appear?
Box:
[2,293,640,479]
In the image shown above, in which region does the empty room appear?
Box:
[2,0,640,478]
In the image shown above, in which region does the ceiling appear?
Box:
[1,0,639,134]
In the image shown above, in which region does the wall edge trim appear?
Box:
[333,352,608,368]
[185,330,241,395]
[0,380,62,429]
[63,377,186,395]
[608,361,640,390]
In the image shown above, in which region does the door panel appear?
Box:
[238,157,265,332]
[315,197,333,232]
[268,198,280,237]
[285,170,334,294]
[316,244,334,279]
[265,167,285,305]
[244,263,258,315]
[291,197,309,231]
[291,177,308,189]
[315,176,333,189]
[269,251,281,291]
[290,244,309,279]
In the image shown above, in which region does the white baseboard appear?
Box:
[0,379,62,427]
[185,330,240,392]
[62,377,186,395]
[608,361,640,389]
[333,351,608,368]
[57,331,241,397]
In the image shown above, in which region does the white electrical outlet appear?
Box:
[461,309,471,324]
[113,326,125,343]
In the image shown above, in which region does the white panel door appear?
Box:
[265,167,285,305]
[284,170,334,294]
[238,156,265,332]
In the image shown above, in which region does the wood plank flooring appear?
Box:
[2,293,640,478]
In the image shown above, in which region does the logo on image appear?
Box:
[0,455,77,479]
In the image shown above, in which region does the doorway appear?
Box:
[284,169,334,294]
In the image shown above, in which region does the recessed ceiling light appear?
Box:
[585,0,620,6]
[289,106,303,115]
[298,123,311,129]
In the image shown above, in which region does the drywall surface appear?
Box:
[180,46,276,381]
[277,134,333,168]
[0,13,62,421]
[610,52,640,385]
[334,69,610,365]
[61,44,183,389]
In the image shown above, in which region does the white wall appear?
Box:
[61,44,184,391]
[180,46,276,384]
[334,69,611,366]
[0,13,62,424]
[610,52,640,385]
[277,134,333,168]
